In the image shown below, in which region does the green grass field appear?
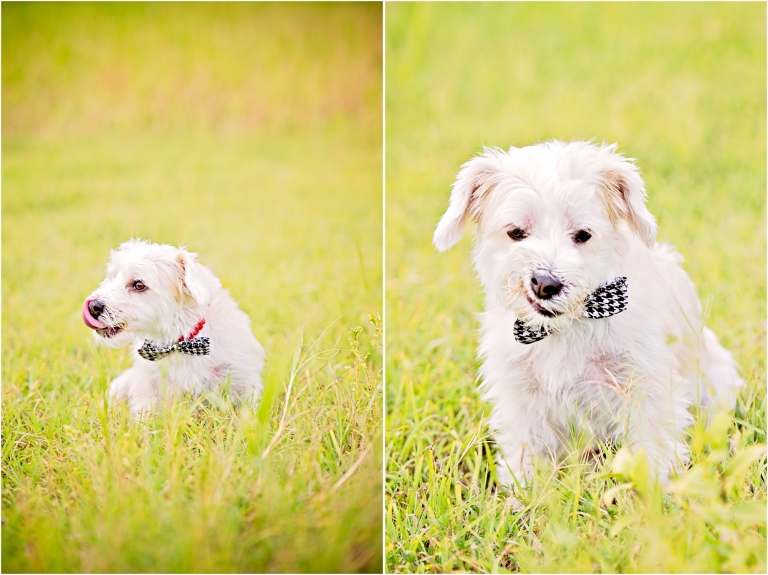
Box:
[2,4,382,572]
[385,3,766,573]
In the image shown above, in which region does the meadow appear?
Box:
[2,4,382,572]
[385,3,766,573]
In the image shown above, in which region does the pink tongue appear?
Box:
[82,297,107,330]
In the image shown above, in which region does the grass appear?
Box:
[385,3,766,573]
[2,3,382,573]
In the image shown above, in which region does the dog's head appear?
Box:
[82,239,221,346]
[434,140,656,331]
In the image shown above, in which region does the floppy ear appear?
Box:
[433,148,506,252]
[176,249,222,306]
[600,153,658,247]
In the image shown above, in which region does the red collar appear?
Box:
[179,319,205,342]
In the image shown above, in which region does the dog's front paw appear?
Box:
[496,457,534,489]
[637,440,691,484]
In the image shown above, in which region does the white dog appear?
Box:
[434,140,743,486]
[82,239,265,414]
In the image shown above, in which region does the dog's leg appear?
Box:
[225,368,263,406]
[488,397,561,489]
[108,366,139,402]
[625,375,693,483]
[109,364,161,417]
[494,444,535,489]
[698,327,744,413]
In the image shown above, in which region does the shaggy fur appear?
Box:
[83,239,264,414]
[434,140,742,485]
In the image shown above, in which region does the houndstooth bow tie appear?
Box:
[513,276,628,344]
[137,337,211,361]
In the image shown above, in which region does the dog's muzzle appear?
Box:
[514,276,628,344]
[82,296,107,330]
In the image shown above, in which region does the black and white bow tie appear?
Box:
[137,337,211,361]
[513,276,628,344]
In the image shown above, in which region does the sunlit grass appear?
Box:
[385,3,765,572]
[2,3,382,573]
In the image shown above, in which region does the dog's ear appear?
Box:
[176,250,222,306]
[433,148,505,251]
[600,154,658,247]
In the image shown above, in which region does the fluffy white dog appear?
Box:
[82,239,265,414]
[434,140,742,485]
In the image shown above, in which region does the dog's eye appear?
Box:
[573,230,592,244]
[507,228,528,241]
[132,280,147,292]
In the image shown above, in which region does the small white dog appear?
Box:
[434,140,743,485]
[82,239,265,414]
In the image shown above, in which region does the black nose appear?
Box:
[88,299,105,319]
[531,270,563,300]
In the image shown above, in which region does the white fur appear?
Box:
[434,140,743,485]
[85,239,264,414]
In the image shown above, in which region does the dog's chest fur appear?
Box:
[536,347,628,431]
[481,309,631,434]
[529,348,627,397]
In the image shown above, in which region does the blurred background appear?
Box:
[4,2,382,336]
[3,3,382,573]
[385,3,765,572]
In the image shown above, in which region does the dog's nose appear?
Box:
[88,299,105,319]
[531,270,563,300]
